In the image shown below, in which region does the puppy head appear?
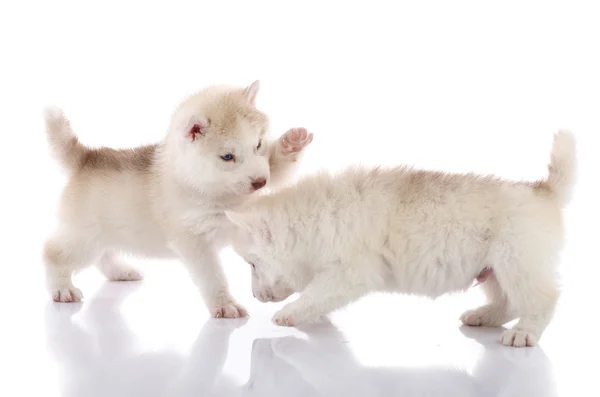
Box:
[168,81,271,196]
[226,209,296,303]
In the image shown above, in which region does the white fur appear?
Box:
[228,131,576,347]
[43,82,313,318]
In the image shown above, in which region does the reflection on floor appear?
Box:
[31,279,567,397]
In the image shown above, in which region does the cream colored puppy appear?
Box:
[43,81,313,318]
[228,132,575,346]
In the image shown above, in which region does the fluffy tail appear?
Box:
[545,130,577,206]
[44,107,87,172]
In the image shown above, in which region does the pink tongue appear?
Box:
[476,267,493,282]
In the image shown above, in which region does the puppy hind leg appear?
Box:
[493,256,559,347]
[44,233,100,302]
[96,250,142,282]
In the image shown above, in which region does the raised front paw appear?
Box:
[212,300,248,319]
[278,127,313,157]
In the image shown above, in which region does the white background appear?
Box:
[0,1,599,396]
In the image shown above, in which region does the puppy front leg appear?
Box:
[272,273,368,327]
[267,127,313,189]
[169,235,247,318]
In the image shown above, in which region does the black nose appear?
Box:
[251,178,267,190]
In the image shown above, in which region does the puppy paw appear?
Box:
[52,287,83,303]
[97,257,143,282]
[501,329,538,347]
[105,266,143,282]
[279,127,313,157]
[272,310,297,327]
[213,301,248,319]
[460,307,493,327]
[460,309,484,326]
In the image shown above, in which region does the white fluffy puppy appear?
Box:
[43,81,313,318]
[227,131,576,346]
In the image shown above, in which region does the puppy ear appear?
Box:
[243,80,260,105]
[185,115,210,142]
[225,210,272,243]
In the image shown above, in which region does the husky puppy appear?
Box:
[227,131,575,346]
[44,81,313,318]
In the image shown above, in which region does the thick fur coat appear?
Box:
[227,131,576,347]
[43,81,313,317]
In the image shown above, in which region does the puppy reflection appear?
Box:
[45,283,183,397]
[249,331,478,397]
[46,286,557,397]
[240,326,558,397]
[45,282,248,397]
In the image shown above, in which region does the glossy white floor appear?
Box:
[1,250,598,397]
[2,1,600,396]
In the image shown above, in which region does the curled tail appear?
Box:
[44,107,87,172]
[545,130,577,206]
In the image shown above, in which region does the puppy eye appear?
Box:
[256,140,262,150]
[221,154,235,162]
[249,262,256,270]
